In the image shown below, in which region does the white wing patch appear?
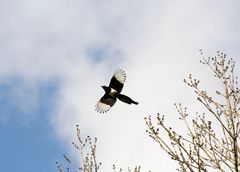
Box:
[113,69,126,84]
[95,101,111,113]
[109,88,117,96]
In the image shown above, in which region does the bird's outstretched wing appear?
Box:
[95,95,117,113]
[109,69,126,93]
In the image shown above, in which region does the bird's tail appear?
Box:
[117,94,138,105]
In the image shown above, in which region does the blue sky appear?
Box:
[0,77,64,172]
[1,0,240,172]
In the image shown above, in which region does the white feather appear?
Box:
[113,69,126,84]
[95,101,111,113]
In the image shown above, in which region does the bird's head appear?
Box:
[101,85,108,91]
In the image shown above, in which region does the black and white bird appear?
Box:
[95,69,138,113]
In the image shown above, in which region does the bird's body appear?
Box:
[95,69,138,113]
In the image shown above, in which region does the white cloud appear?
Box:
[1,0,240,171]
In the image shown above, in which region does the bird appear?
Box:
[95,69,138,113]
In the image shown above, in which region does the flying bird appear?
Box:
[95,69,138,113]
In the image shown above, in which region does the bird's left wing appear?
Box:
[95,95,117,113]
[109,69,126,93]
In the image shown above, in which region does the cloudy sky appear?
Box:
[1,0,240,171]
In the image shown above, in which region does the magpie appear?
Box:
[95,69,138,113]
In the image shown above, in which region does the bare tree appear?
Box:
[56,125,143,172]
[112,165,143,172]
[145,51,240,172]
[56,125,101,172]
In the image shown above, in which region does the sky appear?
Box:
[0,0,240,171]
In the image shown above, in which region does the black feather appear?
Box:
[117,94,138,105]
[109,69,126,93]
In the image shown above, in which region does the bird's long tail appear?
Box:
[117,94,138,105]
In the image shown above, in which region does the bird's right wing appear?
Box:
[95,95,117,113]
[109,69,126,93]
